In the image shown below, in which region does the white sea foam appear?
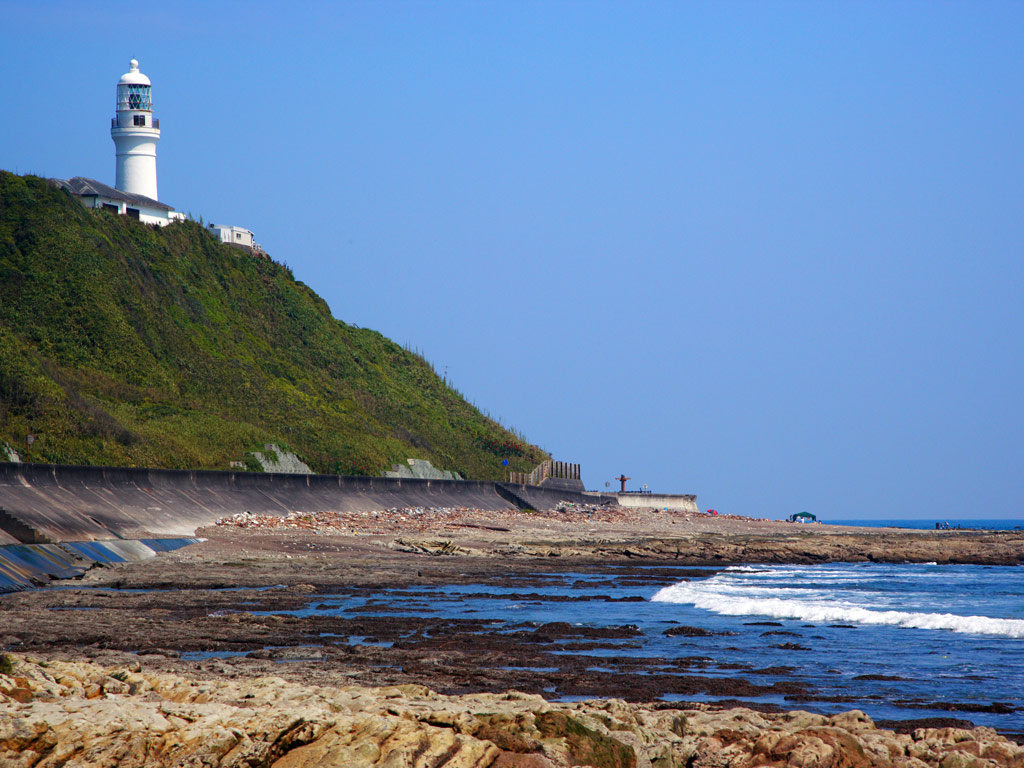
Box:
[726,566,865,583]
[651,581,1024,638]
[723,565,765,573]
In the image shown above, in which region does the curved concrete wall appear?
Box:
[0,538,200,593]
[0,463,615,544]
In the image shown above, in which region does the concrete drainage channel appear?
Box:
[0,538,201,593]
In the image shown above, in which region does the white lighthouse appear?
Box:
[111,58,160,200]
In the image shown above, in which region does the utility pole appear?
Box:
[615,474,631,492]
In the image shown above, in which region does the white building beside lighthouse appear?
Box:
[111,58,160,200]
[57,58,183,226]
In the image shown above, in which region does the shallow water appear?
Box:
[262,562,1024,730]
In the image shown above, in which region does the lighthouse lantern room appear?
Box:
[111,58,161,200]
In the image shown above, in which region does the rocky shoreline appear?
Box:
[2,506,1023,766]
[209,504,1024,567]
[3,653,1023,767]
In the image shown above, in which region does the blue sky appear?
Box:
[2,1,1022,519]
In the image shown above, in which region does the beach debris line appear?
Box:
[215,503,617,535]
[213,503,769,536]
[214,507,503,534]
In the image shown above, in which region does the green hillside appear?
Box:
[0,172,546,477]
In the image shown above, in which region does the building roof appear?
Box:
[209,223,254,234]
[54,177,174,211]
[789,511,817,520]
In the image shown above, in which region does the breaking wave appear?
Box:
[651,578,1024,638]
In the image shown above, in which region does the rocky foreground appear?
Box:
[3,508,1023,766]
[3,654,1023,768]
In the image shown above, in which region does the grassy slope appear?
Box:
[0,172,546,477]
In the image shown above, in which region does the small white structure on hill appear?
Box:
[208,224,263,253]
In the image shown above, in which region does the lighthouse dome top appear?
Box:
[119,59,151,86]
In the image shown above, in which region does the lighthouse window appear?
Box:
[133,114,146,127]
[121,84,152,111]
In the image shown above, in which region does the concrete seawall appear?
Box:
[610,493,699,513]
[0,538,201,593]
[0,462,613,544]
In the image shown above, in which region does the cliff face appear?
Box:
[0,172,546,478]
[2,655,1022,768]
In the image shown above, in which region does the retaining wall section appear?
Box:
[611,493,700,513]
[499,483,615,511]
[0,463,612,544]
[538,476,587,493]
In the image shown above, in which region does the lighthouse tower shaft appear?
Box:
[111,59,160,200]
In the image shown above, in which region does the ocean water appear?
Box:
[824,519,1024,530]
[650,563,1024,729]
[269,561,1024,732]
[653,564,1024,636]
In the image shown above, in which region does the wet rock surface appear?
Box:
[0,553,796,705]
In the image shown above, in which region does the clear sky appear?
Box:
[2,1,1022,520]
